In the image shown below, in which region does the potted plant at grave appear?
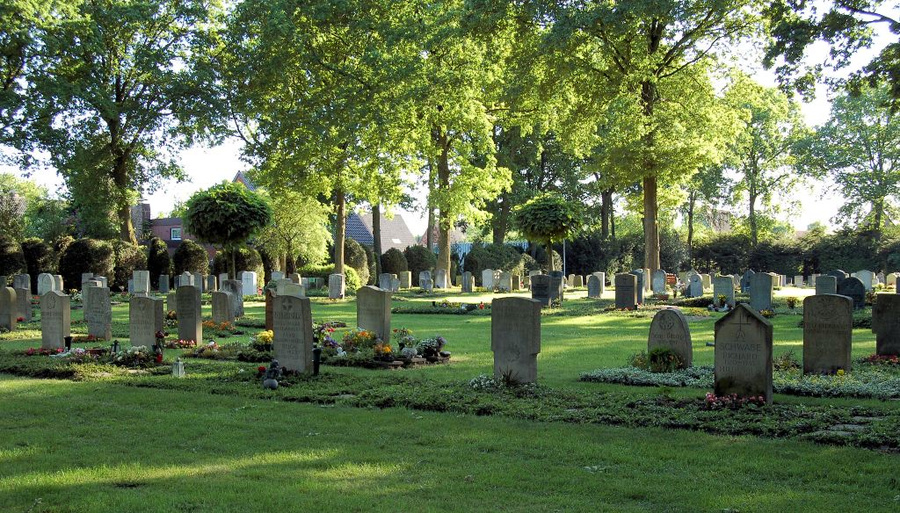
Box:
[416,336,447,361]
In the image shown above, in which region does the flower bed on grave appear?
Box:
[391,300,489,315]
[320,327,450,370]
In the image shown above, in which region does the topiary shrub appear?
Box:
[462,244,524,280]
[297,264,361,292]
[21,237,53,292]
[146,237,171,289]
[212,246,263,279]
[111,241,148,291]
[344,237,369,286]
[404,245,436,286]
[172,239,210,276]
[521,253,540,273]
[363,245,377,285]
[58,238,114,289]
[0,236,24,278]
[381,247,408,275]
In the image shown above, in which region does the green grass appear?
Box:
[1,288,898,512]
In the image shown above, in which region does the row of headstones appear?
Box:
[786,270,898,291]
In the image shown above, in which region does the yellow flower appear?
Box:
[836,369,845,377]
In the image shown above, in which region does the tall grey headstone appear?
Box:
[129,296,165,348]
[390,277,400,292]
[651,270,667,295]
[713,276,735,307]
[687,274,703,298]
[13,274,30,293]
[84,286,111,340]
[212,290,235,324]
[206,275,217,292]
[855,270,875,291]
[815,275,837,295]
[461,271,474,293]
[615,273,637,310]
[219,273,229,287]
[549,271,564,302]
[434,269,448,289]
[221,280,244,317]
[700,274,712,291]
[133,270,150,296]
[193,272,204,293]
[241,271,258,297]
[159,274,170,293]
[53,275,63,292]
[0,287,16,331]
[273,294,314,373]
[37,273,56,296]
[328,273,345,299]
[40,291,70,350]
[714,304,773,404]
[491,297,541,384]
[648,308,692,368]
[826,270,848,287]
[498,271,512,292]
[740,270,755,293]
[630,270,644,304]
[176,285,202,343]
[378,273,393,290]
[872,294,900,356]
[399,271,411,289]
[481,269,495,290]
[419,270,432,288]
[15,287,31,322]
[271,271,285,282]
[587,275,602,298]
[749,273,774,311]
[836,277,866,310]
[530,275,551,307]
[803,294,853,375]
[357,286,391,343]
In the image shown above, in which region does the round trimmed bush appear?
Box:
[173,239,210,276]
[58,238,114,290]
[297,264,361,293]
[112,241,147,291]
[463,243,524,279]
[381,248,408,275]
[21,237,53,292]
[344,237,369,286]
[0,236,24,278]
[403,245,436,286]
[146,237,171,289]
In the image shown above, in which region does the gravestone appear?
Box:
[713,276,735,307]
[643,268,651,292]
[180,271,194,288]
[379,273,393,290]
[283,283,305,297]
[740,270,755,293]
[886,272,897,289]
[419,270,432,288]
[420,278,433,292]
[129,296,165,348]
[749,273,774,311]
[793,275,803,287]
[13,274,29,293]
[461,272,474,293]
[176,285,202,343]
[265,289,275,331]
[399,271,411,289]
[273,294,314,373]
[167,292,176,314]
[836,277,866,309]
[212,291,235,324]
[0,287,16,331]
[651,270,667,295]
[84,286,111,339]
[193,272,204,293]
[594,272,606,293]
[826,270,848,287]
[816,275,837,295]
[491,297,541,383]
[523,275,530,290]
[629,270,645,304]
[221,280,244,317]
[133,270,150,296]
[219,273,229,287]
[648,308,692,368]
[714,303,773,404]
[15,287,31,322]
[81,273,94,287]
[498,271,512,292]
[511,275,521,291]
[301,277,310,289]
[810,274,818,287]
[855,270,876,291]
[587,275,602,298]
[53,275,63,291]
[530,275,551,307]
[275,279,293,295]
[482,269,495,290]
[37,273,56,296]
[289,273,301,284]
[877,272,885,286]
[390,277,400,292]
[434,269,448,289]
[40,291,70,350]
[549,271,565,302]
[872,294,900,355]
[700,274,712,291]
[328,273,345,299]
[206,275,217,292]
[686,274,703,298]
[803,294,853,374]
[159,274,170,293]
[271,271,285,282]
[241,271,258,297]
[357,286,392,343]
[615,273,637,310]
[127,279,134,294]
[573,275,584,288]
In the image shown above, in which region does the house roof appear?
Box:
[232,171,257,191]
[347,210,417,252]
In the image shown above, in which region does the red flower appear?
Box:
[257,366,266,373]
[16,316,24,322]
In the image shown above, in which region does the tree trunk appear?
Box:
[748,191,758,246]
[425,159,435,250]
[372,203,382,277]
[643,176,661,272]
[491,191,509,245]
[334,186,346,274]
[600,188,613,240]
[686,189,696,263]
[435,130,452,275]
[112,157,137,245]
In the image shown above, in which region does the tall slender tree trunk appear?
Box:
[748,192,758,246]
[641,77,661,272]
[334,186,346,274]
[600,188,613,240]
[112,151,137,245]
[491,191,509,245]
[372,203,382,277]
[435,130,452,276]
[686,189,696,264]
[425,159,435,250]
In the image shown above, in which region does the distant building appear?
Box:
[346,210,418,252]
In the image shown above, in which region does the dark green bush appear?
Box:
[404,245,436,286]
[344,238,370,286]
[58,238,114,289]
[111,241,147,291]
[212,246,262,279]
[0,236,23,278]
[462,244,523,281]
[173,239,210,276]
[296,264,361,292]
[381,248,408,275]
[363,244,377,285]
[21,237,53,292]
[146,237,171,289]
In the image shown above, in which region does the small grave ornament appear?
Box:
[263,360,282,390]
[172,358,185,378]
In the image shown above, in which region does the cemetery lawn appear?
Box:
[1,287,899,511]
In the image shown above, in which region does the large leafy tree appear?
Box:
[722,74,807,245]
[764,0,900,108]
[798,84,899,239]
[256,190,333,272]
[183,181,272,279]
[542,0,758,272]
[20,0,223,244]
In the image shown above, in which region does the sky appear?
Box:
[4,9,896,238]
